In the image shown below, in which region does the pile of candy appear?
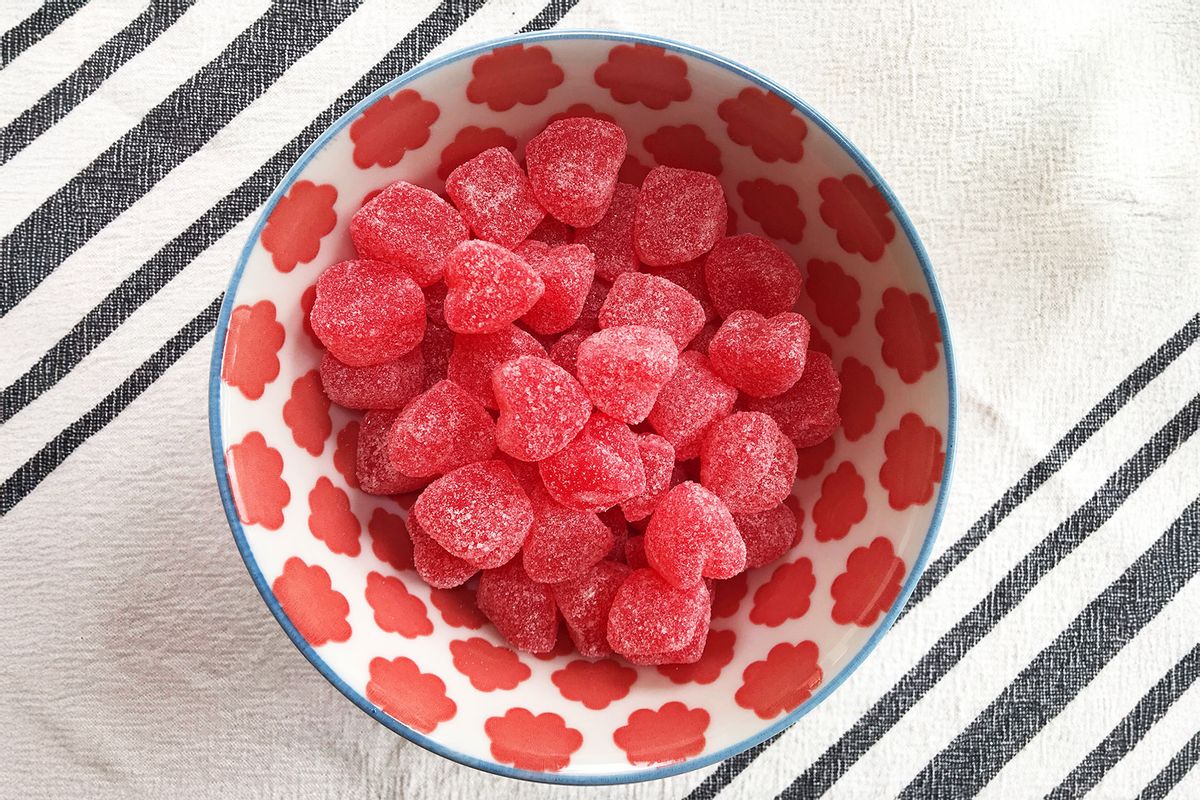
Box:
[309,117,842,665]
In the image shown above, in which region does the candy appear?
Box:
[708,311,811,398]
[733,502,797,569]
[421,323,454,389]
[539,412,647,511]
[319,348,423,410]
[424,281,447,326]
[526,118,627,227]
[492,356,592,461]
[572,182,639,281]
[650,257,717,322]
[408,513,478,588]
[599,507,629,560]
[527,216,573,247]
[551,560,632,657]
[575,326,678,424]
[521,487,614,583]
[310,259,426,367]
[598,272,705,351]
[647,351,738,460]
[742,351,842,448]
[607,568,710,655]
[624,534,648,569]
[521,243,596,335]
[689,322,719,355]
[350,181,468,287]
[445,146,544,246]
[447,325,547,409]
[644,481,746,587]
[633,167,727,266]
[620,433,676,521]
[624,613,709,666]
[477,558,559,653]
[412,460,533,569]
[704,234,802,318]
[387,380,496,477]
[547,326,591,374]
[443,241,544,334]
[578,279,610,329]
[700,411,798,514]
[356,410,429,495]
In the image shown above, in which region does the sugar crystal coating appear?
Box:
[708,310,811,398]
[742,351,842,448]
[421,323,454,389]
[350,181,468,287]
[620,433,676,521]
[598,272,705,351]
[598,507,629,560]
[443,240,544,334]
[521,486,614,583]
[647,351,738,459]
[689,321,720,355]
[477,558,559,653]
[320,348,423,410]
[704,234,802,318]
[387,379,496,477]
[624,534,648,569]
[700,411,798,514]
[733,502,797,569]
[445,146,545,246]
[650,257,717,322]
[408,513,478,588]
[521,243,596,335]
[447,325,546,409]
[492,356,592,461]
[607,568,710,655]
[645,481,746,587]
[526,118,627,227]
[575,326,679,424]
[551,560,632,657]
[633,167,727,266]
[572,182,639,281]
[356,410,429,495]
[424,281,447,326]
[527,215,573,247]
[624,613,710,666]
[310,259,426,367]
[538,412,646,511]
[547,326,592,374]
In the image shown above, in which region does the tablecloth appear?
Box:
[2,1,1199,797]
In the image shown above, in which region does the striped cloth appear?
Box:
[2,2,1198,798]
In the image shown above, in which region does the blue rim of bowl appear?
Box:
[208,29,958,786]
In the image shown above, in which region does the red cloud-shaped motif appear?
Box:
[261,180,337,273]
[880,413,944,510]
[222,301,284,400]
[594,44,691,109]
[272,557,350,646]
[831,536,906,626]
[711,571,749,619]
[614,702,709,765]
[618,153,651,186]
[818,174,896,262]
[450,637,531,691]
[282,370,331,456]
[658,628,736,685]
[368,507,413,571]
[349,89,439,169]
[307,477,360,556]
[644,124,723,175]
[367,656,456,733]
[546,103,617,126]
[718,87,808,163]
[876,288,941,383]
[299,283,322,349]
[794,437,835,480]
[750,558,815,627]
[430,585,486,629]
[333,419,360,490]
[813,462,867,542]
[468,44,563,112]
[838,358,884,441]
[806,258,860,336]
[552,658,637,710]
[807,324,833,357]
[225,431,289,529]
[365,571,432,638]
[738,178,805,243]
[485,708,583,772]
[735,640,822,719]
[437,125,517,181]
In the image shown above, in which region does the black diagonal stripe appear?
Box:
[1138,729,1200,800]
[0,1,86,68]
[0,1,194,164]
[683,316,1200,800]
[773,394,1200,800]
[0,0,362,313]
[900,497,1200,798]
[1049,644,1200,799]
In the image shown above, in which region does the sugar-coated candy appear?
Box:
[447,325,547,409]
[743,351,842,448]
[408,513,478,588]
[527,216,573,247]
[521,244,596,335]
[573,183,639,281]
[350,181,469,287]
[421,323,454,389]
[424,281,447,326]
[598,272,705,351]
[598,507,628,560]
[492,356,592,461]
[620,433,676,521]
[310,259,426,367]
[624,534,648,569]
[512,238,550,264]
[700,411,798,514]
[551,560,632,657]
[412,459,533,569]
[575,326,679,424]
[501,453,544,494]
[522,487,614,583]
[577,279,610,328]
[547,326,592,374]
[708,310,811,398]
[539,412,647,511]
[445,146,544,246]
[689,322,719,355]
[320,348,423,410]
[644,481,746,587]
[477,558,560,653]
[647,351,738,460]
[624,613,709,666]
[356,410,429,495]
[733,502,797,569]
[387,379,496,477]
[443,241,544,334]
[607,568,710,655]
[704,234,802,318]
[526,118,627,227]
[650,257,717,322]
[633,167,727,266]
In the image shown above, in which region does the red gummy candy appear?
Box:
[743,351,842,448]
[356,410,429,495]
[644,481,746,587]
[621,433,676,521]
[647,351,738,460]
[598,272,705,351]
[633,167,727,266]
[408,513,478,588]
[575,326,679,424]
[704,234,802,318]
[607,568,710,656]
[447,325,546,409]
[689,321,720,355]
[733,502,797,569]
[319,348,423,410]
[651,257,717,322]
[443,241,544,334]
[624,613,710,666]
[387,379,496,477]
[547,326,592,374]
[445,146,544,247]
[700,411,798,514]
[310,259,426,367]
[527,216,573,247]
[492,356,592,461]
[551,560,631,657]
[526,118,627,227]
[350,181,468,287]
[539,412,647,511]
[477,558,560,653]
[708,310,811,398]
[624,534,648,569]
[521,243,596,335]
[522,487,614,583]
[578,279,610,328]
[412,459,533,569]
[424,281,447,326]
[573,182,639,281]
[421,323,454,389]
[599,507,628,560]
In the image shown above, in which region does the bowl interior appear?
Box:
[211,31,953,784]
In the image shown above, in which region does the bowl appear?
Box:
[208,30,955,784]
